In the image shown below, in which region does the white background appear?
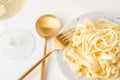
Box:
[0,0,120,80]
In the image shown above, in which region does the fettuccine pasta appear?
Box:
[64,18,120,80]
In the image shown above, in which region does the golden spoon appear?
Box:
[35,14,61,80]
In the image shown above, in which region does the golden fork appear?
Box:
[18,28,75,80]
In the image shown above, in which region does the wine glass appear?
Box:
[0,0,35,62]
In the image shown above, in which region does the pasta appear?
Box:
[64,18,120,80]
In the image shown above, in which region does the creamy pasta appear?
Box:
[64,18,120,80]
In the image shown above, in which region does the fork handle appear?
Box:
[17,49,55,80]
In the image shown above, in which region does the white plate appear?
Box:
[54,11,120,80]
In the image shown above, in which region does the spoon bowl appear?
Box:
[36,14,61,39]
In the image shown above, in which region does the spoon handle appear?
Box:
[17,49,55,80]
[40,39,48,80]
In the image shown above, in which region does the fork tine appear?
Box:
[55,27,75,46]
[64,32,74,43]
[64,33,74,41]
[60,28,75,45]
[61,31,74,41]
[56,27,75,39]
[60,28,75,40]
[61,27,75,35]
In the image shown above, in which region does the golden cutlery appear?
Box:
[18,28,75,80]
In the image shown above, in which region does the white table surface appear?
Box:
[0,0,120,80]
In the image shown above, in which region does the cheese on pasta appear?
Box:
[64,18,120,80]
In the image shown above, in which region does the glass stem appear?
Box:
[0,21,20,48]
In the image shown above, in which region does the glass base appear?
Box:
[0,28,35,62]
